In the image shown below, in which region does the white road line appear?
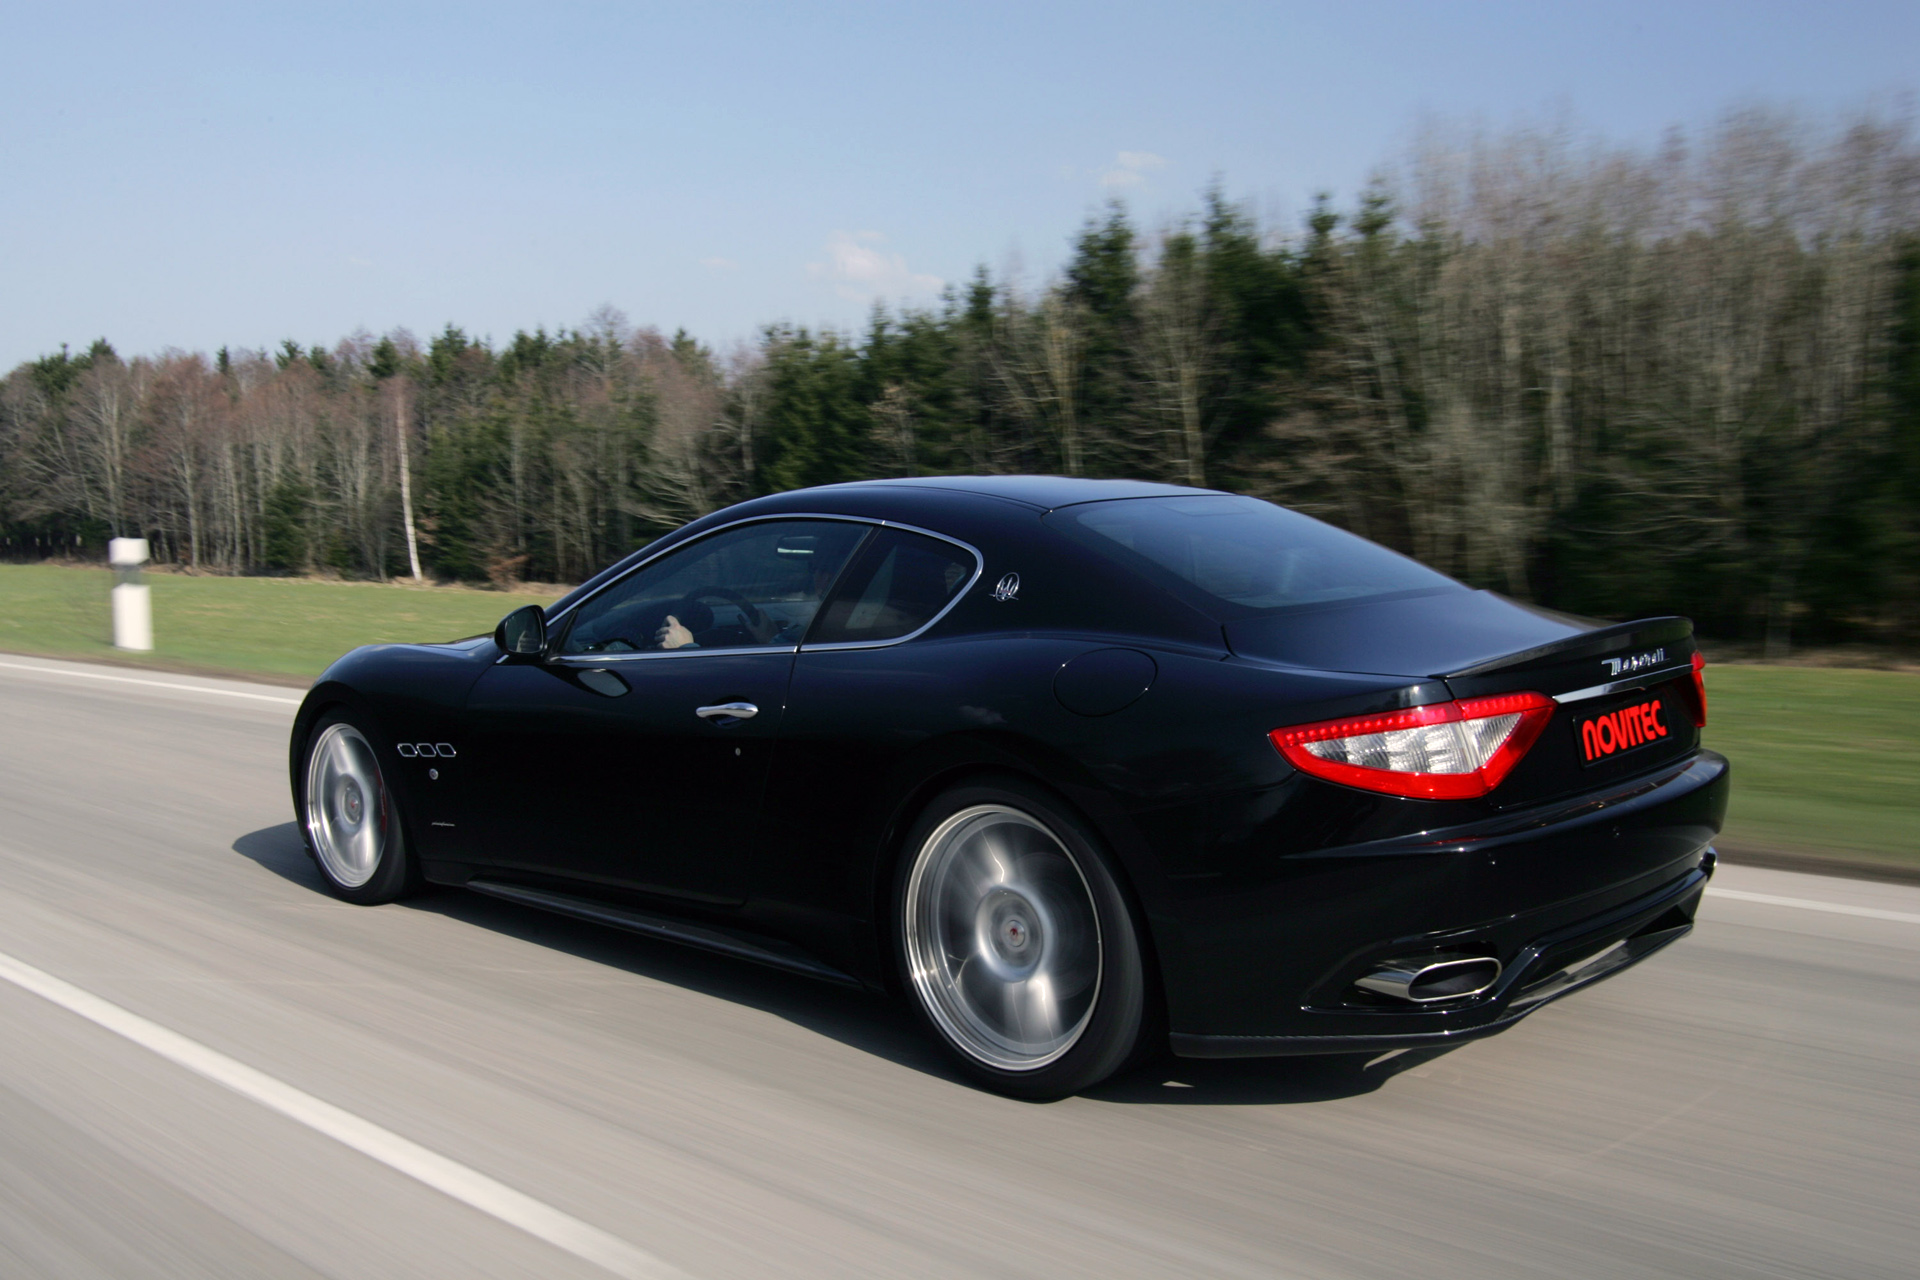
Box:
[1705,887,1920,926]
[0,948,685,1280]
[0,659,303,706]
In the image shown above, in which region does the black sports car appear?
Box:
[290,477,1727,1098]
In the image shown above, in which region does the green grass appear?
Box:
[1,565,1914,868]
[1702,664,1920,868]
[0,564,558,681]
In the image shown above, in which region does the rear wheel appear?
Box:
[897,777,1147,1099]
[300,712,415,904]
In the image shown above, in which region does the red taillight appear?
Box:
[1684,651,1708,728]
[1269,691,1556,800]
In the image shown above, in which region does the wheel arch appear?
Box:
[858,733,1171,1037]
[289,684,430,891]
[288,681,388,808]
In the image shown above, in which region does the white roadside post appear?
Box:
[108,538,152,651]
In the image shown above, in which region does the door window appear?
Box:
[559,520,869,655]
[806,529,976,646]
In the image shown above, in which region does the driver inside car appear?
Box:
[656,558,842,650]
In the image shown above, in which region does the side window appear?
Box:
[560,520,868,655]
[806,529,975,646]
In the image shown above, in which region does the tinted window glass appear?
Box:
[807,529,975,645]
[561,520,868,655]
[1049,495,1459,615]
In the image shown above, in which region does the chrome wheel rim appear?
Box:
[304,723,390,889]
[904,804,1101,1071]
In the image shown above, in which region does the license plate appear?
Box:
[1575,696,1672,765]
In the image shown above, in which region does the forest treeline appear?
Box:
[5,109,1919,650]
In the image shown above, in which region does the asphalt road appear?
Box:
[0,654,1914,1280]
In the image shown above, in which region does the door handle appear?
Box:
[695,702,759,722]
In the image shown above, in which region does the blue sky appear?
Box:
[2,1,1914,369]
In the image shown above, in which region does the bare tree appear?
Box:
[989,294,1089,474]
[1134,232,1224,486]
[66,356,146,536]
[870,382,919,477]
[144,354,227,570]
[388,378,423,581]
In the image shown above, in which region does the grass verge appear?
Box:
[0,564,557,683]
[1,565,1913,872]
[1702,664,1919,873]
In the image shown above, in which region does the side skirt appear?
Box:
[464,879,863,988]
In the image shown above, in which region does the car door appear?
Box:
[752,526,983,911]
[463,518,872,905]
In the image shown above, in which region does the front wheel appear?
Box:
[897,778,1149,1099]
[299,711,416,904]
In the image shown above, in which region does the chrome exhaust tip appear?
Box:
[1355,954,1502,1003]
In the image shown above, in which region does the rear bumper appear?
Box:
[1158,750,1729,1053]
[1171,850,1711,1057]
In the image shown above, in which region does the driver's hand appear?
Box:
[656,615,696,649]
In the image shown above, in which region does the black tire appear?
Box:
[297,709,417,905]
[895,775,1148,1099]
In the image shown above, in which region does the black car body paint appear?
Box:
[291,478,1726,1056]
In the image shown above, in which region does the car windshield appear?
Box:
[1048,495,1461,615]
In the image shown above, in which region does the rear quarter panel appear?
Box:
[757,628,1424,990]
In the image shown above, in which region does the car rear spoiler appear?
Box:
[1443,616,1695,679]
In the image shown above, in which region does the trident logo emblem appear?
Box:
[992,572,1021,602]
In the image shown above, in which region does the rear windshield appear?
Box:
[1048,494,1460,616]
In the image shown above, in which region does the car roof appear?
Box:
[813,475,1220,510]
[546,475,1233,619]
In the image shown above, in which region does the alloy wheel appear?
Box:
[903,804,1103,1071]
[304,722,391,890]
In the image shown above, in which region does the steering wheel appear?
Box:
[679,587,769,640]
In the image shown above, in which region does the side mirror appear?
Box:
[494,604,548,658]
